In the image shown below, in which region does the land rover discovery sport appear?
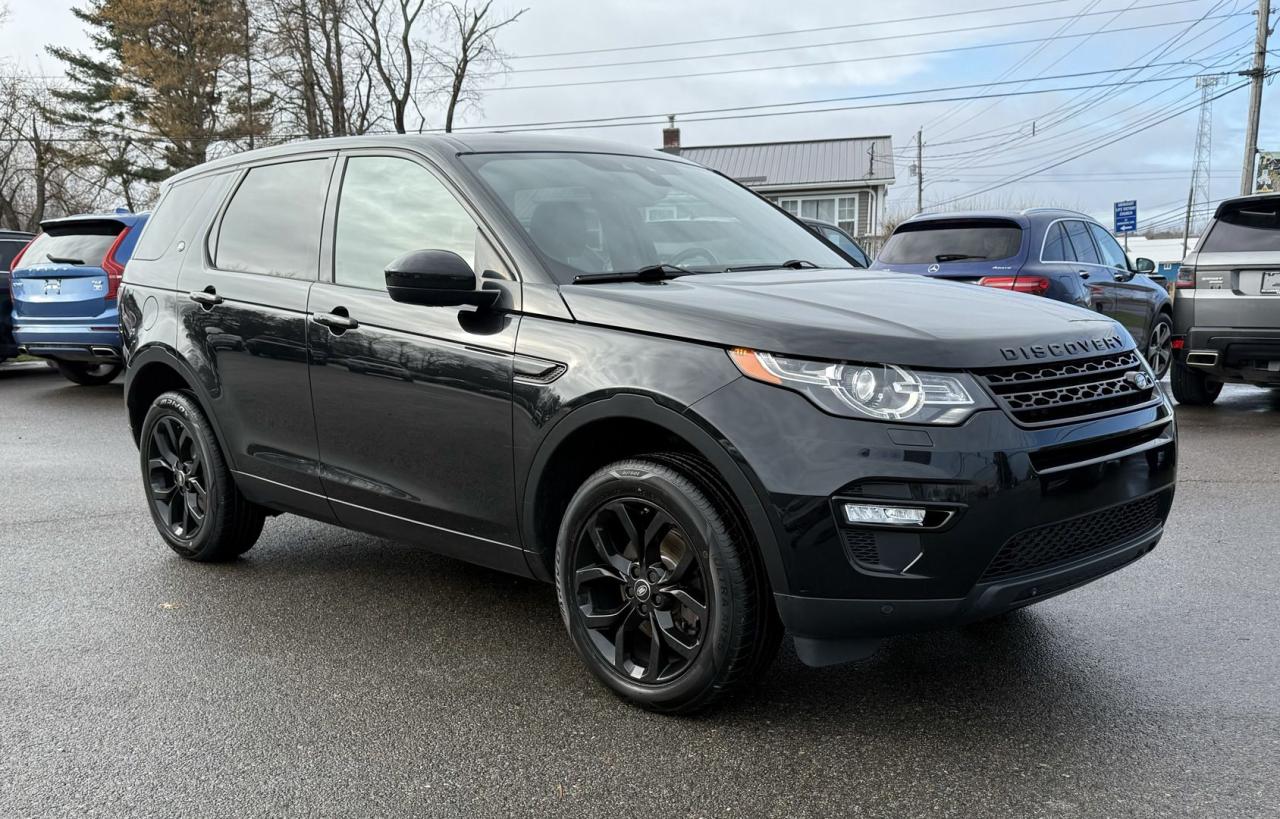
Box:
[121,135,1178,713]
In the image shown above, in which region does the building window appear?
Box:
[773,192,872,236]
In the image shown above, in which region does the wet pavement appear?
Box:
[2,363,1277,817]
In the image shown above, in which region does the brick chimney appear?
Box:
[661,115,681,154]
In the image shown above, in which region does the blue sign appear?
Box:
[1114,200,1137,234]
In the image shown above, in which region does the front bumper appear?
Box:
[690,377,1177,663]
[1178,326,1280,386]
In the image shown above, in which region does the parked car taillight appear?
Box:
[101,227,131,300]
[1175,265,1196,289]
[978,275,1050,296]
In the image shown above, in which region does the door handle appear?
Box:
[312,310,358,333]
[189,288,223,307]
[1077,270,1090,279]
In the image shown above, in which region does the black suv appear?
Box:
[122,135,1178,713]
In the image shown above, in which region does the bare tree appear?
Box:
[432,0,525,133]
[350,0,431,134]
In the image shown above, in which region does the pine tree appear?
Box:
[47,0,269,189]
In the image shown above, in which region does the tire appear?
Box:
[56,360,123,386]
[139,390,265,561]
[1170,358,1223,406]
[555,457,779,714]
[1145,313,1173,380]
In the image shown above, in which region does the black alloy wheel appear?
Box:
[556,457,780,713]
[146,415,208,541]
[139,390,265,561]
[571,498,709,684]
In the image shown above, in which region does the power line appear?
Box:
[484,13,1249,92]
[500,0,1207,75]
[505,0,1081,60]
[925,75,1256,208]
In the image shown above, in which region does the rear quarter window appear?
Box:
[878,219,1022,265]
[1199,200,1280,253]
[132,174,224,261]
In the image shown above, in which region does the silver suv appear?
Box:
[1171,193,1280,404]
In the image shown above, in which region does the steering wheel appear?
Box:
[669,247,719,268]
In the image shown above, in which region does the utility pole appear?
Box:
[915,128,923,214]
[1240,0,1271,196]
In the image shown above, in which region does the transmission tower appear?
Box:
[1183,75,1223,254]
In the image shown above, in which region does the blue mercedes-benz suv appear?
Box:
[871,209,1174,377]
[11,211,148,385]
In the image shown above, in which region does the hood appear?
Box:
[558,268,1132,369]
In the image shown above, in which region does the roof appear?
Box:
[165,133,694,187]
[674,136,895,188]
[904,208,1098,229]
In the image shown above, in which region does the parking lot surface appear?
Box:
[2,362,1278,818]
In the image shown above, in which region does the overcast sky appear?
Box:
[2,0,1275,229]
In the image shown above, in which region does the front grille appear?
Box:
[980,493,1164,582]
[975,350,1158,426]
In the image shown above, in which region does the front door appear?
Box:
[307,153,522,568]
[176,155,337,521]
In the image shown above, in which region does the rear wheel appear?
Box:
[555,457,779,714]
[1145,314,1173,379]
[1170,358,1223,405]
[56,360,122,386]
[139,390,265,561]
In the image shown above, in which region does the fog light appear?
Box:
[843,503,927,526]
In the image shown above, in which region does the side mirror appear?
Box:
[1134,257,1156,274]
[384,249,498,308]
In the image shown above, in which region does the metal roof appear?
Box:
[676,136,895,188]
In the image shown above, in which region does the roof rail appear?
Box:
[1020,207,1092,218]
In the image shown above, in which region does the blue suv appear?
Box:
[11,211,148,385]
[871,209,1174,377]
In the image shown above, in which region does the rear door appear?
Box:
[306,151,522,564]
[10,221,124,320]
[175,153,337,520]
[1060,219,1114,316]
[1088,221,1151,340]
[1188,198,1280,328]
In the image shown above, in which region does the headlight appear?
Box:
[729,348,993,424]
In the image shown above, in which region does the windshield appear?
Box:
[878,219,1023,265]
[1199,200,1280,253]
[461,152,850,283]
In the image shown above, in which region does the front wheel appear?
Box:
[139,390,265,561]
[1146,314,1173,379]
[1170,358,1223,405]
[57,360,122,385]
[555,457,779,714]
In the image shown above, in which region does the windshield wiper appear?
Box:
[46,254,86,265]
[726,259,822,272]
[935,254,985,262]
[573,264,693,284]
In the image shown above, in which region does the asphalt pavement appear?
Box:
[2,361,1278,818]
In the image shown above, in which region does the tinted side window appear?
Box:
[133,175,218,261]
[1088,223,1128,269]
[333,156,478,290]
[1042,222,1074,262]
[0,239,28,271]
[1063,220,1101,264]
[216,158,331,279]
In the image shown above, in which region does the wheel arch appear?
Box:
[125,346,235,469]
[520,393,791,595]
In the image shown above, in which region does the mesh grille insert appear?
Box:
[976,350,1158,426]
[981,494,1163,582]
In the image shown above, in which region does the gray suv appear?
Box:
[1171,193,1280,404]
